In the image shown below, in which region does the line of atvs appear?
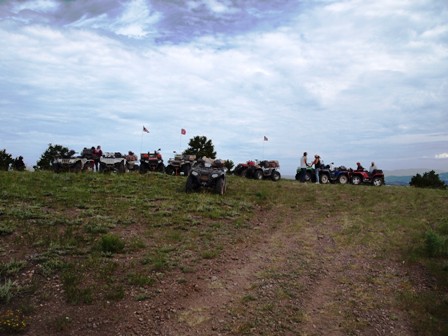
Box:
[294,165,385,186]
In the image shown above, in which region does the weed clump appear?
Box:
[0,309,27,333]
[0,222,15,236]
[99,234,125,253]
[425,231,448,258]
[0,280,15,303]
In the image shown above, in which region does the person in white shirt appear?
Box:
[300,152,309,182]
[369,162,378,174]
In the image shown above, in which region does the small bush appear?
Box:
[425,231,448,257]
[410,170,446,189]
[99,234,125,253]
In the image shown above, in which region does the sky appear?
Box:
[0,0,447,176]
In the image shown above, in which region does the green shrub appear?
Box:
[410,170,446,189]
[99,234,125,253]
[425,231,448,257]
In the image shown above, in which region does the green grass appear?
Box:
[0,171,447,334]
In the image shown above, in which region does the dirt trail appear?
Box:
[110,206,417,336]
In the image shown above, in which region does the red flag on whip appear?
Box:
[143,126,149,133]
[181,128,186,135]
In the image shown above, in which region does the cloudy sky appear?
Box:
[1,0,447,175]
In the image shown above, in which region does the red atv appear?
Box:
[233,160,256,177]
[246,160,281,182]
[139,149,165,173]
[350,169,385,186]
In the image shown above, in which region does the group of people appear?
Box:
[299,152,378,184]
[80,146,140,172]
[81,145,103,171]
[299,152,323,184]
[356,161,378,174]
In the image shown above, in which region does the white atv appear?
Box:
[99,152,126,173]
[52,150,94,173]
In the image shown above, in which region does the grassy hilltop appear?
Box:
[0,171,447,335]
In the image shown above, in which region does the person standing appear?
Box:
[94,145,102,172]
[300,152,309,182]
[369,162,378,174]
[311,155,322,184]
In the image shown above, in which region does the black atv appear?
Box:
[165,153,196,176]
[139,149,165,174]
[185,157,227,195]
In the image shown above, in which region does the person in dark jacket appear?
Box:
[356,162,365,171]
[94,145,102,172]
[311,155,322,184]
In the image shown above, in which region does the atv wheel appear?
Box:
[320,174,329,184]
[181,164,191,176]
[372,177,383,186]
[157,163,165,173]
[271,171,281,181]
[254,170,263,180]
[165,165,175,175]
[338,174,348,184]
[240,168,248,177]
[53,164,61,173]
[351,175,362,185]
[117,161,125,174]
[185,175,197,193]
[100,163,109,173]
[305,171,312,182]
[139,164,148,174]
[73,161,82,173]
[83,161,94,172]
[215,177,226,195]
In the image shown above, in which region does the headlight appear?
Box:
[192,171,198,176]
[211,173,218,178]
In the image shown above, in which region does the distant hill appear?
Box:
[383,168,447,177]
[386,171,448,186]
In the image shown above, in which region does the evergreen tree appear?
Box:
[35,144,71,170]
[224,159,234,172]
[410,170,446,189]
[0,149,14,171]
[183,136,216,159]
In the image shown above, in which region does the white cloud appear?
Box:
[11,0,59,14]
[435,153,448,159]
[1,0,448,173]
